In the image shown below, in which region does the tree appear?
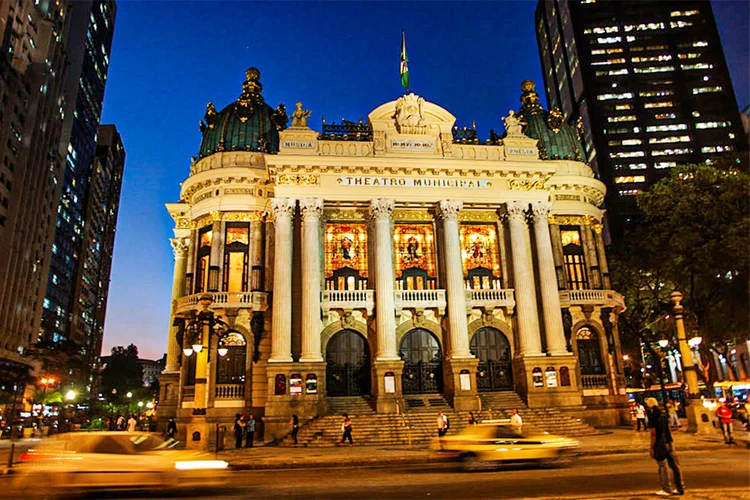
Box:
[25,339,89,390]
[100,344,143,401]
[611,154,750,387]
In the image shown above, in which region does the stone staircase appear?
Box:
[278,391,600,447]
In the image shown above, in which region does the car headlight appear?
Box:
[174,460,229,470]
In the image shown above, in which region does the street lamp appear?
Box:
[688,336,702,348]
[65,389,75,401]
[658,339,669,349]
[126,391,132,399]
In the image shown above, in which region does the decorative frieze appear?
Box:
[392,209,431,222]
[547,214,600,227]
[276,174,320,186]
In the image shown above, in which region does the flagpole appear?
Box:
[400,30,409,94]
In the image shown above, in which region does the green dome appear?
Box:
[516,80,585,162]
[198,68,288,158]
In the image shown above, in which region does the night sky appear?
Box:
[100,1,749,360]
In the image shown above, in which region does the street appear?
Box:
[5,448,745,500]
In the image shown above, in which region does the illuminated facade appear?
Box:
[158,68,629,448]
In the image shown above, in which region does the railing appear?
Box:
[394,289,446,316]
[559,289,626,310]
[182,386,195,400]
[319,121,373,141]
[581,374,609,389]
[215,384,246,399]
[321,289,375,317]
[465,288,516,314]
[174,291,269,314]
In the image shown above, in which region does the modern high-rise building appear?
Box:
[0,0,73,375]
[535,0,746,238]
[42,1,118,376]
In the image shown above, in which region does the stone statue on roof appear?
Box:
[290,102,312,128]
[503,110,527,137]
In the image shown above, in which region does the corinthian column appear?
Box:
[166,237,189,372]
[269,198,295,363]
[506,201,543,356]
[438,200,472,359]
[369,199,400,361]
[299,198,324,362]
[531,201,568,356]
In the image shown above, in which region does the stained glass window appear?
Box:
[199,227,212,248]
[325,224,368,290]
[394,224,437,290]
[226,226,249,245]
[459,224,502,289]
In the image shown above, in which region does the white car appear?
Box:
[12,432,229,497]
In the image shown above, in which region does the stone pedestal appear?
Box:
[513,355,583,409]
[372,359,405,413]
[156,371,180,420]
[444,358,480,411]
[685,400,714,435]
[263,361,327,441]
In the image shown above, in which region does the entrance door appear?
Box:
[470,327,513,392]
[326,330,371,397]
[400,329,443,394]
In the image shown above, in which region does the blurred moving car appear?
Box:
[12,432,229,496]
[433,420,579,470]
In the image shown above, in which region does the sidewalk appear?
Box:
[517,488,749,500]
[218,426,748,470]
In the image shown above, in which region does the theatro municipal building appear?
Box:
[158,68,629,447]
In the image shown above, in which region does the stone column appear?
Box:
[249,217,264,291]
[531,202,568,356]
[438,200,472,359]
[209,219,223,291]
[186,229,196,295]
[369,199,399,361]
[269,198,295,363]
[506,201,543,356]
[166,237,189,373]
[593,225,611,289]
[299,198,324,362]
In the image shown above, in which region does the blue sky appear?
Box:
[100,1,750,360]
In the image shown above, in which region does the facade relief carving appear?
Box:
[393,93,427,134]
[299,198,324,219]
[170,237,190,258]
[437,200,462,221]
[271,198,297,219]
[505,201,529,222]
[531,201,552,222]
[368,198,395,221]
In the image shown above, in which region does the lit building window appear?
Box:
[561,228,588,290]
[634,66,675,74]
[640,90,674,97]
[670,20,693,28]
[655,162,677,169]
[652,148,692,156]
[460,225,502,290]
[618,189,641,196]
[671,10,699,17]
[696,121,731,129]
[608,115,637,123]
[614,175,646,184]
[626,36,636,43]
[646,124,687,132]
[654,113,677,120]
[692,86,722,94]
[615,104,633,111]
[597,92,633,101]
[592,58,626,65]
[678,53,701,59]
[693,41,708,47]
[636,22,665,31]
[701,145,733,153]
[607,138,642,146]
[682,63,713,70]
[649,136,691,144]
[597,36,622,44]
[628,163,648,170]
[325,223,369,290]
[610,151,645,159]
[632,55,672,63]
[644,101,674,108]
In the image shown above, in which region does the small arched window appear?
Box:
[577,327,604,375]
[216,331,247,384]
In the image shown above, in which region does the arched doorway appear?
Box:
[400,329,443,394]
[576,327,604,375]
[470,327,513,392]
[326,330,371,397]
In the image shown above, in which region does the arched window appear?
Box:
[195,226,212,293]
[222,223,249,292]
[577,327,604,375]
[561,227,588,290]
[216,331,247,384]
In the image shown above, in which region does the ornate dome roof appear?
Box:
[198,68,288,158]
[516,80,585,162]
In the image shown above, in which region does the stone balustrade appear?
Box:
[559,289,626,311]
[464,288,516,314]
[394,289,447,316]
[581,374,609,389]
[215,383,246,399]
[321,289,375,318]
[174,291,269,314]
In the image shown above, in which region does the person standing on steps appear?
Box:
[339,413,353,446]
[234,414,245,449]
[290,414,299,445]
[635,402,648,431]
[510,408,523,431]
[468,412,477,426]
[645,397,685,497]
[437,410,449,438]
[245,414,255,448]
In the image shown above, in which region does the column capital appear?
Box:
[531,201,552,223]
[368,198,395,222]
[437,200,462,221]
[170,237,190,258]
[506,201,529,222]
[271,197,296,219]
[299,198,324,220]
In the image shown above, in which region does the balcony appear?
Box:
[581,374,609,389]
[174,291,269,315]
[321,289,375,318]
[559,289,626,311]
[215,383,246,400]
[394,289,446,316]
[465,288,516,315]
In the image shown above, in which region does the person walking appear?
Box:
[667,399,681,429]
[245,414,255,448]
[233,413,245,449]
[635,402,648,431]
[290,414,299,445]
[645,397,685,497]
[468,411,477,426]
[126,414,137,432]
[716,401,735,444]
[166,417,178,440]
[339,413,353,446]
[437,410,449,439]
[510,408,523,431]
[115,414,125,431]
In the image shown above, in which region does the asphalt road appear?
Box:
[14,448,744,500]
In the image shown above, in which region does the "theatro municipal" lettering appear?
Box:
[337,176,491,189]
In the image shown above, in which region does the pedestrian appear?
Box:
[339,413,353,446]
[510,408,523,430]
[715,401,735,444]
[645,397,684,497]
[635,402,648,431]
[233,413,244,449]
[166,417,177,440]
[468,411,477,426]
[126,414,137,432]
[105,417,113,431]
[245,414,255,448]
[667,399,680,429]
[290,414,299,445]
[437,410,449,438]
[115,414,125,431]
